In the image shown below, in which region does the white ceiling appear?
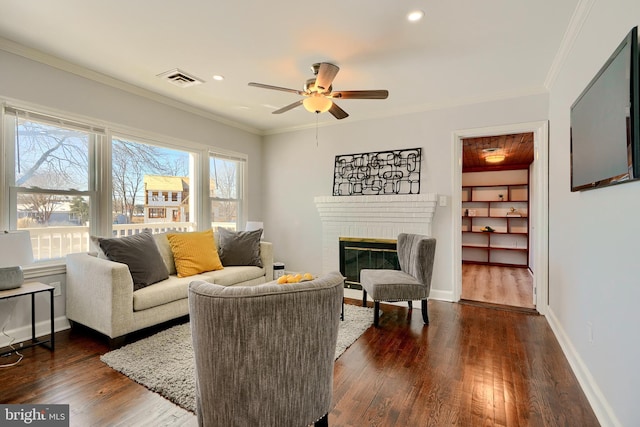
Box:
[0,0,580,134]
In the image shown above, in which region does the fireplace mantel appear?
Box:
[314,194,437,274]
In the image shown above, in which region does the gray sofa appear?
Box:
[66,234,273,344]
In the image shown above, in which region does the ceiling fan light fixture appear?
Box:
[485,154,506,163]
[303,94,332,113]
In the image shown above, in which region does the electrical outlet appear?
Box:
[587,321,594,344]
[51,281,62,297]
[438,195,448,207]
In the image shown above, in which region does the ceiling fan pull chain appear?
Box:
[316,113,319,147]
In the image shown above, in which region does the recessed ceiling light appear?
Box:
[212,75,224,81]
[407,10,424,22]
[485,155,506,163]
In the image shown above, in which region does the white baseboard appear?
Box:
[0,316,70,350]
[545,307,620,427]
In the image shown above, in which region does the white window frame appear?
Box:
[208,150,248,231]
[1,101,251,270]
[2,106,105,263]
[110,131,202,232]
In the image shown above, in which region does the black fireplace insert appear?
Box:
[339,237,399,289]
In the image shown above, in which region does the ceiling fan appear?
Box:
[248,62,389,120]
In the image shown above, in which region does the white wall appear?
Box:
[262,94,548,301]
[547,1,640,426]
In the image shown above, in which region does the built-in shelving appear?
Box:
[461,183,529,267]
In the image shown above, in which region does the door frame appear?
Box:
[451,121,549,315]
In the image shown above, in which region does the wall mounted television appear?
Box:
[570,26,639,192]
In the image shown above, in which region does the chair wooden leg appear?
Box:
[373,301,380,327]
[315,413,328,427]
[362,290,368,307]
[421,299,429,325]
[408,300,413,310]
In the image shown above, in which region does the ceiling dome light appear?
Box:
[485,154,506,163]
[407,10,425,22]
[303,94,332,113]
[212,75,224,81]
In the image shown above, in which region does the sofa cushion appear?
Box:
[216,228,263,267]
[133,274,194,311]
[98,231,169,291]
[200,265,266,286]
[167,229,224,277]
[132,267,267,311]
[153,232,178,276]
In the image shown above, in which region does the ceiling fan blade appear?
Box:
[329,102,349,120]
[272,99,304,114]
[330,90,389,100]
[314,63,340,93]
[248,82,304,95]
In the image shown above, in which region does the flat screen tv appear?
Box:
[570,26,640,191]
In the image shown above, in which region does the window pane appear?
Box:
[17,193,90,260]
[211,199,237,231]
[15,119,90,191]
[210,157,238,199]
[112,138,193,234]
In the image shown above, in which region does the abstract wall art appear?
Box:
[332,148,421,196]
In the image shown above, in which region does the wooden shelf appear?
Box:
[462,182,529,267]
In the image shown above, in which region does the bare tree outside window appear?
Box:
[210,156,241,230]
[15,120,89,190]
[10,117,96,259]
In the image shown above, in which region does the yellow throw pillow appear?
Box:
[167,229,224,277]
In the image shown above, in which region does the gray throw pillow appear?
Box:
[152,232,178,276]
[98,230,169,291]
[216,228,263,267]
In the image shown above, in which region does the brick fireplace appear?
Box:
[314,194,438,275]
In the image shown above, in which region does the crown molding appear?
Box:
[544,0,596,90]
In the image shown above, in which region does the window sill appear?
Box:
[24,260,67,279]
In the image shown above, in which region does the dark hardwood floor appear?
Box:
[0,300,599,426]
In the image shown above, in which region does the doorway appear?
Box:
[461,133,534,309]
[452,122,549,315]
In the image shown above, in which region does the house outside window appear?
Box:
[111,136,194,234]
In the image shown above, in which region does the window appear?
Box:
[210,153,245,231]
[148,208,166,219]
[2,104,249,264]
[3,108,102,261]
[112,136,194,234]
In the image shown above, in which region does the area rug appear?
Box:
[100,304,373,413]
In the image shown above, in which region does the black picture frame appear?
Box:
[332,148,421,196]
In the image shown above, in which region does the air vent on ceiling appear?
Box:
[157,68,204,88]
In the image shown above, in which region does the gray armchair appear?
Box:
[360,233,436,327]
[188,271,345,427]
